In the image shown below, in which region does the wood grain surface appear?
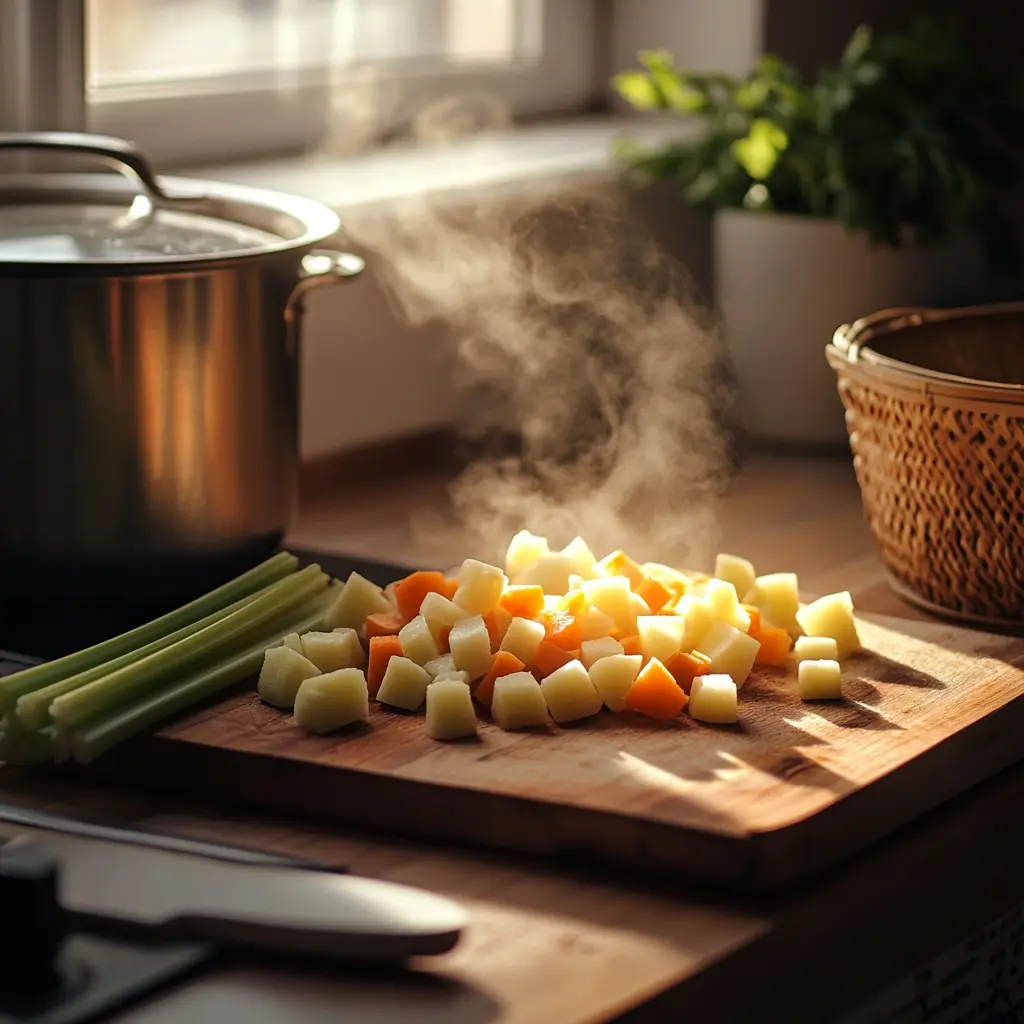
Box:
[82,607,1024,889]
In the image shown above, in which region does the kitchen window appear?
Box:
[1,0,597,167]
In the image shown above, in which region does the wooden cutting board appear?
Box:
[81,610,1024,889]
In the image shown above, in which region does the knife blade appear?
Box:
[0,818,466,962]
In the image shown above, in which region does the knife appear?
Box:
[0,812,466,962]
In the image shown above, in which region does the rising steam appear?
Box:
[332,96,734,569]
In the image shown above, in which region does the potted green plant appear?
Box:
[613,18,1024,446]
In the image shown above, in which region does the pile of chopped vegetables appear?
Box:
[263,533,861,741]
[0,535,862,763]
[0,552,339,765]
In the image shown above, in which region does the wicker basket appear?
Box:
[826,302,1024,627]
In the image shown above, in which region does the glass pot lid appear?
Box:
[0,132,340,268]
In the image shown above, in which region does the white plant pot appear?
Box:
[713,209,985,447]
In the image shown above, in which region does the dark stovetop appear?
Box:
[0,548,410,662]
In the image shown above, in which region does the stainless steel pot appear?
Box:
[0,132,364,596]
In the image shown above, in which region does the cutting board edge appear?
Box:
[744,687,1024,886]
[71,734,779,890]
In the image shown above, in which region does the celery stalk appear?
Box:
[0,550,299,714]
[0,713,56,766]
[69,594,336,764]
[15,573,302,732]
[50,565,328,730]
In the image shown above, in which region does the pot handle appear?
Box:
[0,131,170,202]
[284,249,366,355]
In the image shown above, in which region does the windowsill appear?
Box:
[191,113,688,211]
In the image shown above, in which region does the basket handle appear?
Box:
[829,306,934,363]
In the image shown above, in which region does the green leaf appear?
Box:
[612,71,663,110]
[650,69,707,111]
[638,49,674,72]
[730,118,789,180]
[735,79,770,110]
[842,25,873,66]
[854,61,882,86]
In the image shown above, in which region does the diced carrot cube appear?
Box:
[365,611,404,640]
[539,610,583,651]
[743,605,761,636]
[618,634,642,657]
[635,576,672,613]
[664,650,712,695]
[394,571,450,624]
[483,610,506,652]
[500,584,545,620]
[602,550,645,590]
[624,658,689,718]
[441,577,460,600]
[755,626,791,666]
[532,641,577,679]
[367,635,403,696]
[475,650,526,707]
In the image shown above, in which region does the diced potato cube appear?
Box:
[577,605,615,641]
[795,592,861,658]
[580,636,624,669]
[794,635,839,662]
[324,572,393,630]
[376,656,432,711]
[419,592,470,644]
[499,616,546,665]
[798,659,843,700]
[540,660,604,723]
[399,615,440,666]
[596,550,645,588]
[628,591,652,617]
[688,674,738,724]
[281,632,303,653]
[505,530,550,581]
[696,620,760,686]
[425,678,478,740]
[588,653,643,711]
[519,553,576,595]
[424,653,457,679]
[293,668,369,733]
[491,671,550,730]
[643,562,691,593]
[258,646,321,709]
[454,559,508,615]
[437,670,470,685]
[713,553,756,603]
[747,572,802,638]
[449,615,493,680]
[677,595,716,651]
[704,579,751,632]
[561,536,598,579]
[299,629,365,673]
[637,615,684,663]
[581,576,632,630]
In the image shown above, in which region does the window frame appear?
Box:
[86,0,602,168]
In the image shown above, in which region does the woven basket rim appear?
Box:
[827,301,1024,403]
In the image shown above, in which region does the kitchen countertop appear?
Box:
[3,452,1022,1023]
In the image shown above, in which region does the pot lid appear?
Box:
[0,132,340,269]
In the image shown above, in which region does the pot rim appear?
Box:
[0,172,342,276]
